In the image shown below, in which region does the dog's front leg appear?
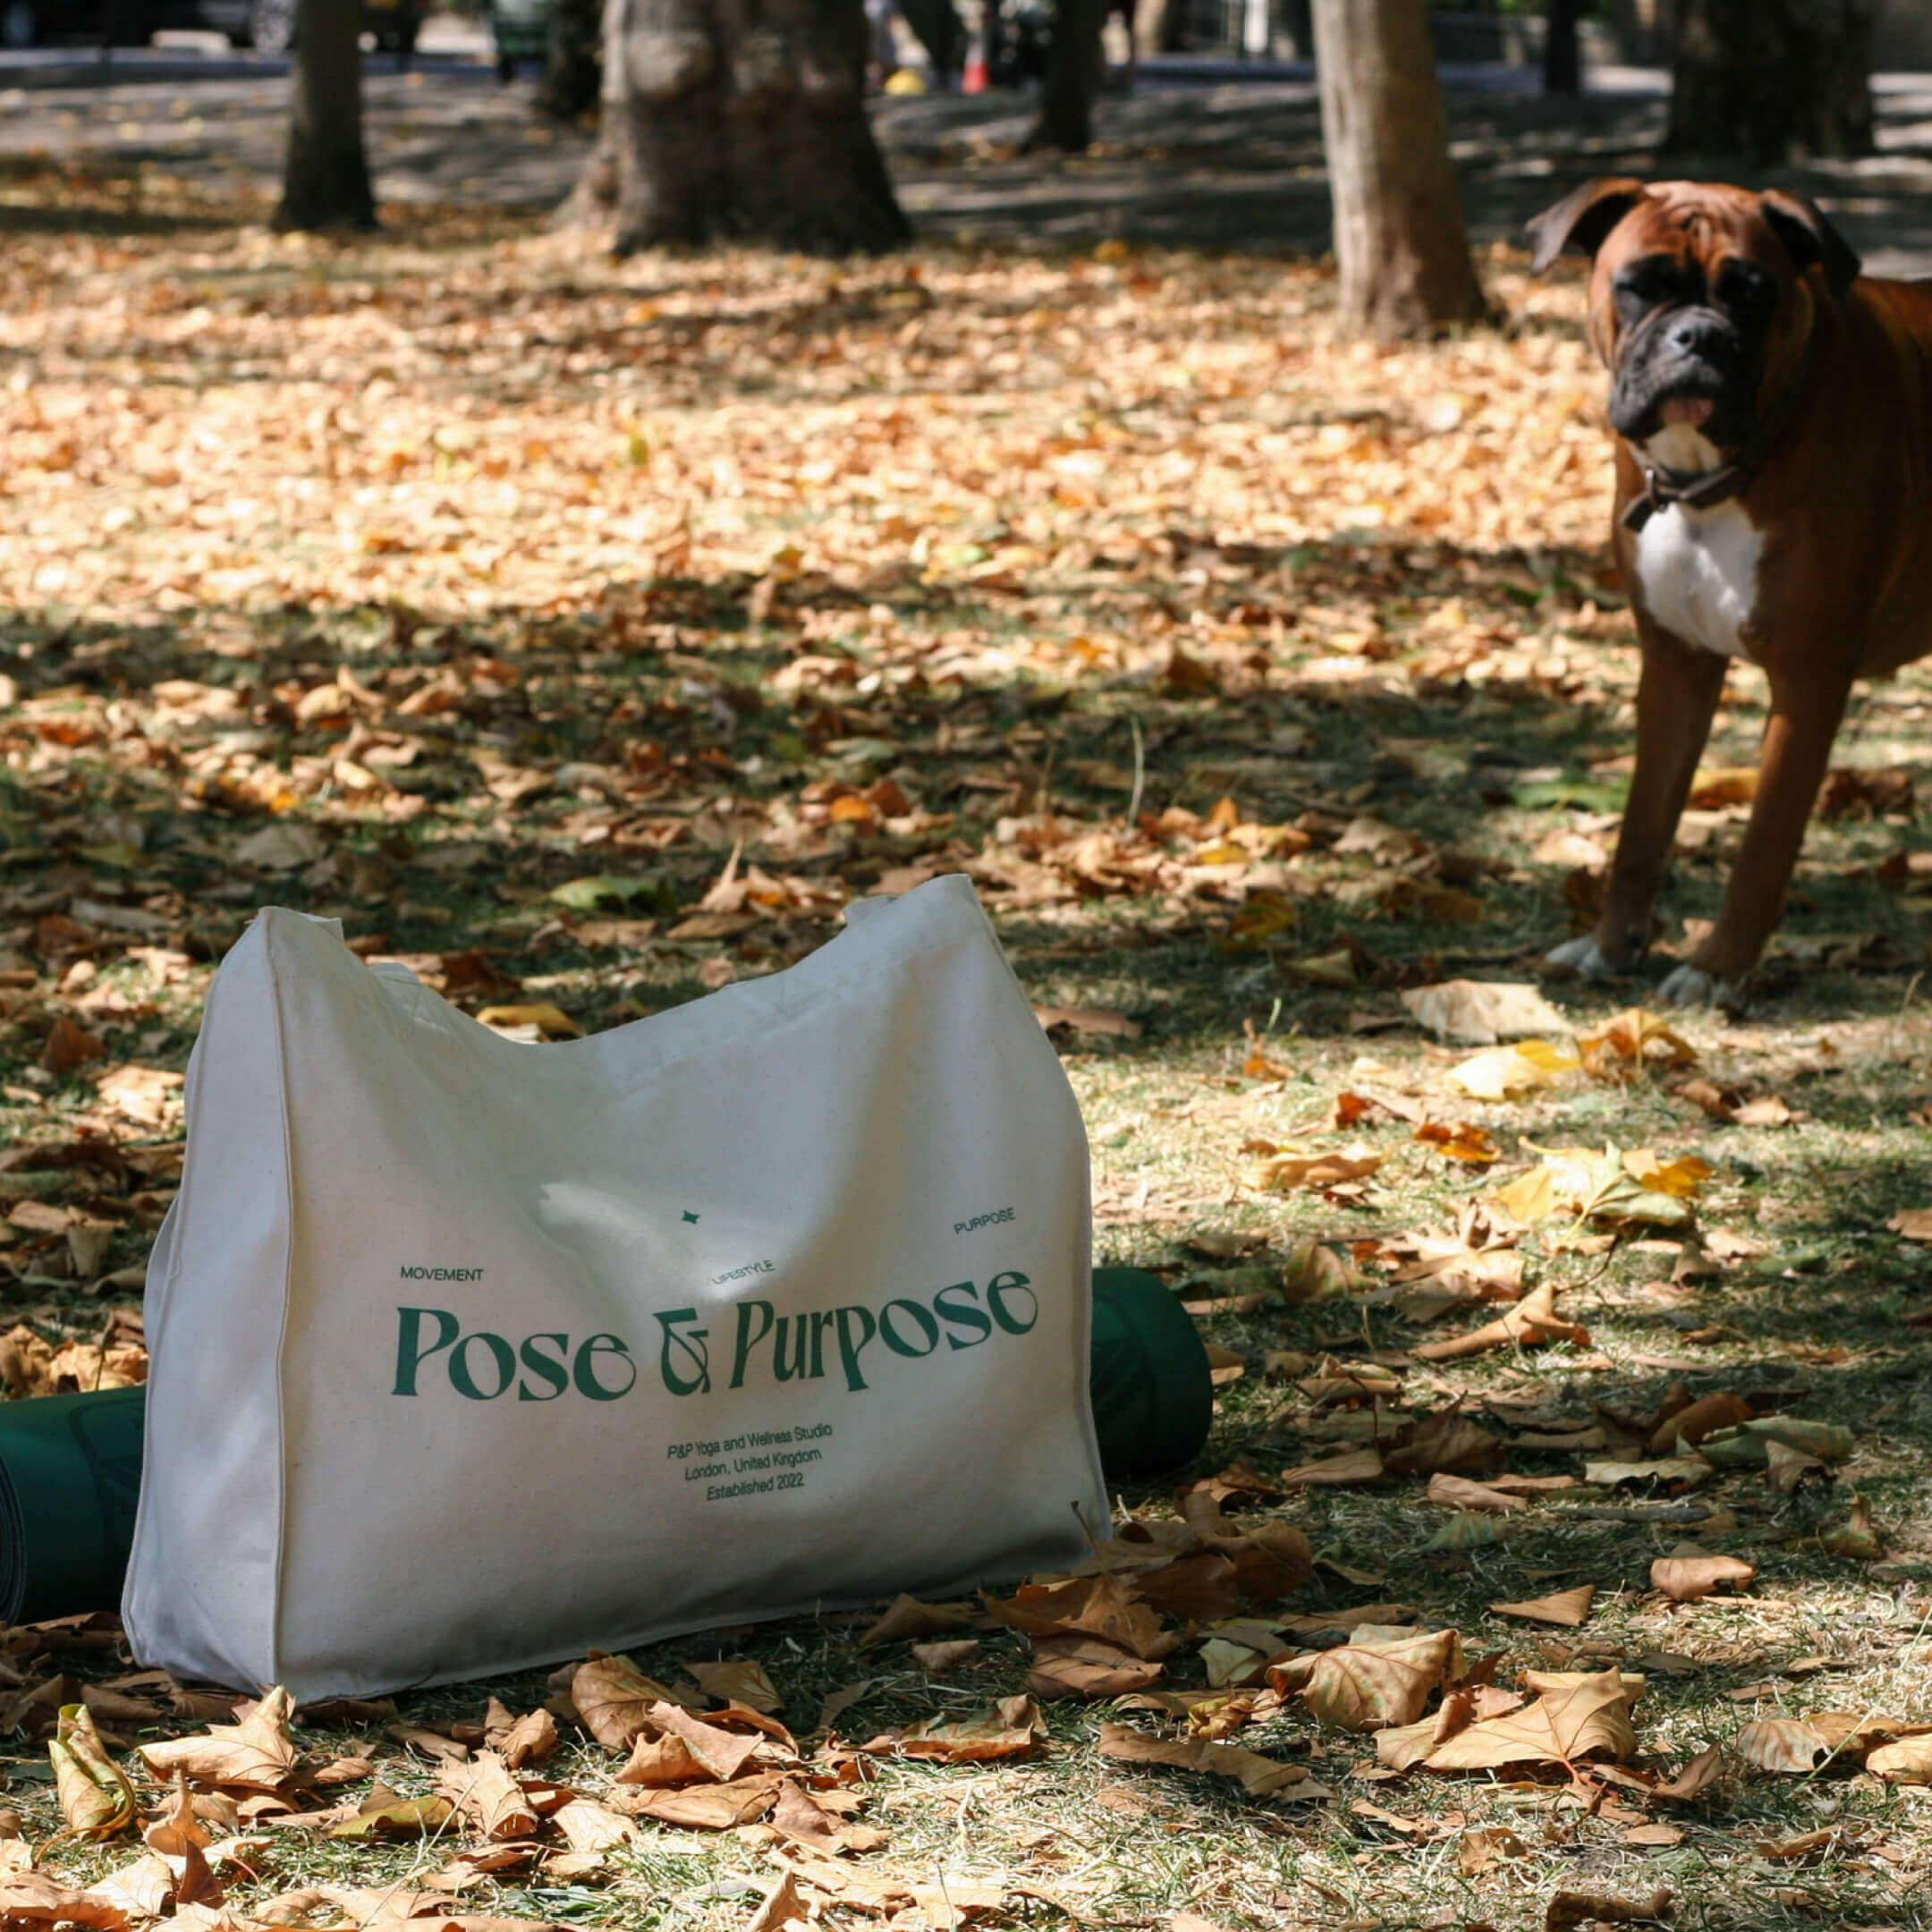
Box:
[1657,669,1852,1007]
[1548,625,1726,981]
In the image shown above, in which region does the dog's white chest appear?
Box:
[1632,497,1764,661]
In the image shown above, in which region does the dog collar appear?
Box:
[1621,335,1818,533]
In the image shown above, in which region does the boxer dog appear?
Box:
[1525,178,1932,1007]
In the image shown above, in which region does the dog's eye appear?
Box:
[1715,259,1775,318]
[1614,258,1695,325]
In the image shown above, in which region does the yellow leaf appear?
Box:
[477,1002,581,1039]
[50,1705,136,1842]
[1447,1039,1580,1100]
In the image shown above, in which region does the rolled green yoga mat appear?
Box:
[1089,1265,1215,1480]
[0,1271,1209,1623]
[0,1383,146,1624]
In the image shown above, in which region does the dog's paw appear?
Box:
[1656,962,1743,1012]
[1544,935,1622,981]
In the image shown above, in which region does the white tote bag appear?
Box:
[124,876,1106,1699]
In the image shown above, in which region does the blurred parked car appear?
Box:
[488,0,547,80]
[0,0,421,52]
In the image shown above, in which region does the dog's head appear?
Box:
[1524,178,1860,459]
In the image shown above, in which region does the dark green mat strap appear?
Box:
[0,1385,146,1624]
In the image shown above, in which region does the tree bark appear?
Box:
[1023,0,1105,153]
[895,0,966,79]
[1544,0,1581,95]
[1310,0,1484,340]
[1665,0,1874,163]
[538,0,605,121]
[275,0,375,231]
[595,0,908,254]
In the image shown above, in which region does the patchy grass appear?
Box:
[3,161,1932,1932]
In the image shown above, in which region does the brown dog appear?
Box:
[1526,177,1932,1006]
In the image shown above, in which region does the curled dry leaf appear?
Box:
[745,1873,810,1932]
[686,1659,783,1714]
[1650,1553,1755,1603]
[551,1798,635,1854]
[1459,1825,1529,1874]
[1447,1038,1580,1101]
[1376,1690,1475,1771]
[1490,1586,1596,1628]
[1402,980,1570,1046]
[140,1685,300,1793]
[1096,1723,1327,1801]
[0,1873,131,1930]
[1653,1743,1724,1801]
[487,1707,557,1769]
[1383,1410,1502,1477]
[1411,1283,1589,1362]
[983,1574,1178,1661]
[608,1774,783,1830]
[436,1751,539,1843]
[860,1695,1045,1764]
[1865,1733,1932,1784]
[1734,1719,1839,1775]
[1252,1145,1384,1194]
[1426,1473,1525,1514]
[615,1703,777,1787]
[1546,1886,1673,1932]
[1818,1493,1885,1560]
[1648,1393,1751,1455]
[856,1595,976,1647]
[1277,1446,1384,1488]
[1269,1628,1460,1732]
[1424,1668,1640,1773]
[570,1656,698,1748]
[910,1639,979,1674]
[50,1704,137,1843]
[1027,1635,1165,1701]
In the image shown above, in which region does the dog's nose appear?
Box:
[1662,309,1730,359]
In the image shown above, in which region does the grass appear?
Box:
[1,157,1931,1932]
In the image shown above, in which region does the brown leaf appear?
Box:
[1648,1393,1750,1454]
[1489,1587,1596,1628]
[486,1707,557,1769]
[43,1019,107,1077]
[1096,1723,1326,1800]
[436,1751,538,1843]
[1033,1004,1140,1039]
[50,1703,137,1842]
[745,1873,810,1932]
[1652,1743,1724,1801]
[1735,1719,1838,1775]
[1375,1690,1476,1771]
[0,1874,131,1929]
[1865,1733,1932,1784]
[856,1595,975,1646]
[570,1656,696,1749]
[1026,1635,1165,1701]
[983,1575,1177,1661]
[550,1799,635,1855]
[1424,1668,1640,1772]
[1402,981,1570,1046]
[1384,1410,1503,1477]
[615,1704,769,1786]
[1544,1886,1672,1932]
[686,1659,783,1714]
[608,1774,782,1829]
[1411,1282,1589,1362]
[140,1685,300,1792]
[1650,1553,1755,1603]
[1277,1446,1384,1488]
[767,1780,887,1855]
[1270,1629,1460,1732]
[1427,1473,1526,1514]
[1459,1825,1528,1874]
[910,1639,979,1674]
[861,1695,1045,1764]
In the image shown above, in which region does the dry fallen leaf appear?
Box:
[1269,1628,1461,1732]
[1411,1282,1589,1362]
[50,1704,137,1843]
[1097,1723,1326,1799]
[570,1656,697,1748]
[140,1685,300,1792]
[1447,1038,1580,1101]
[1650,1553,1755,1603]
[686,1659,784,1714]
[861,1696,1045,1764]
[436,1750,538,1843]
[857,1595,976,1646]
[1424,1667,1640,1773]
[1489,1586,1596,1628]
[1402,981,1570,1046]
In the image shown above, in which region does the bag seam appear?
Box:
[259,915,301,1691]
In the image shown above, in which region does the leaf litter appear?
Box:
[0,161,1927,1932]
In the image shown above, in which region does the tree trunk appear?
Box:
[597,0,908,253]
[1665,0,1874,163]
[896,0,966,79]
[1023,0,1105,153]
[1310,0,1484,340]
[1544,0,1581,95]
[538,0,604,122]
[275,0,375,231]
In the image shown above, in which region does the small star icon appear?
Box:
[682,1210,700,1224]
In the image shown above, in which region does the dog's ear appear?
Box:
[1524,177,1648,275]
[1760,189,1861,296]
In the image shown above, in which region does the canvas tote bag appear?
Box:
[123,875,1106,1699]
